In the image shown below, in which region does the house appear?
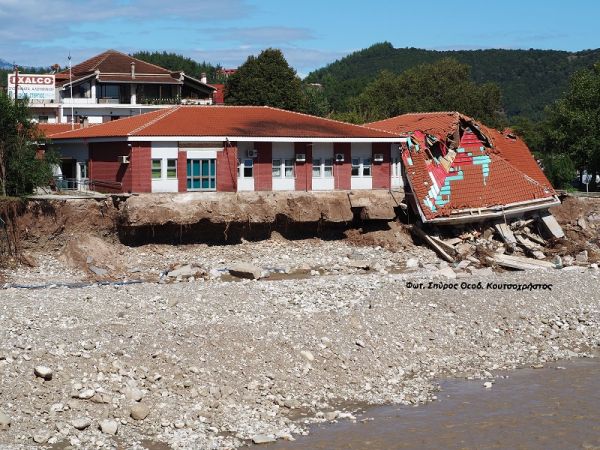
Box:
[366,112,560,223]
[49,105,404,193]
[27,50,215,124]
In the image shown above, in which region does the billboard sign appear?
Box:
[7,73,55,101]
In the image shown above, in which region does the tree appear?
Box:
[301,84,330,117]
[132,51,224,83]
[544,62,600,185]
[0,92,59,196]
[225,49,304,111]
[349,58,505,126]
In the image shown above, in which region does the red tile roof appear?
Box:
[367,112,461,138]
[36,123,84,137]
[54,50,213,92]
[51,106,400,140]
[366,112,556,221]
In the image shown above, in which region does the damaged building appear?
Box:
[366,112,560,224]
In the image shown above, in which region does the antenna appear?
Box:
[69,53,74,130]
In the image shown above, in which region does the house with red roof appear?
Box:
[49,105,404,194]
[366,112,560,223]
[28,50,215,125]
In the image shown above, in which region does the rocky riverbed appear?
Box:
[0,248,599,449]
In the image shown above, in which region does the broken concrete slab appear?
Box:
[228,262,263,280]
[495,223,517,246]
[489,254,555,271]
[430,236,458,257]
[411,226,455,263]
[539,213,565,239]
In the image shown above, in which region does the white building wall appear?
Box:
[350,142,372,190]
[311,142,335,191]
[272,142,295,191]
[391,143,404,188]
[237,141,255,191]
[151,142,178,193]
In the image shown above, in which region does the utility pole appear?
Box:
[68,53,74,130]
[13,63,19,101]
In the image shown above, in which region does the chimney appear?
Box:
[131,62,135,79]
[200,72,207,84]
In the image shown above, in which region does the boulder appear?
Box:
[228,262,263,280]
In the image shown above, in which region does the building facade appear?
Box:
[28,50,215,124]
[49,106,405,193]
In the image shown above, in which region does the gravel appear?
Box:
[0,238,599,449]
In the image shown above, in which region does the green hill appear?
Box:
[305,42,600,119]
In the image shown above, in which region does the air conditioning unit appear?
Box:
[374,153,384,162]
[335,153,345,162]
[118,155,130,164]
[295,153,306,162]
[247,149,258,158]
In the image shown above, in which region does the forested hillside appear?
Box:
[132,51,225,83]
[306,42,600,119]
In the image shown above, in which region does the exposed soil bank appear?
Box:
[266,358,600,450]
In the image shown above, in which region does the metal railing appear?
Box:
[53,177,122,193]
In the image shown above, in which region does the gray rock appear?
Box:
[229,262,263,280]
[71,417,91,430]
[300,350,314,362]
[437,267,457,279]
[130,403,150,420]
[99,419,119,435]
[576,250,588,263]
[405,258,419,269]
[0,411,11,431]
[89,266,108,276]
[324,411,338,421]
[124,386,143,402]
[252,434,277,444]
[34,366,53,381]
[78,389,95,400]
[33,431,50,444]
[167,264,202,278]
[346,259,370,270]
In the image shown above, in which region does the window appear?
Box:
[351,158,360,176]
[363,158,372,176]
[392,157,400,177]
[97,84,120,99]
[187,159,216,190]
[312,158,334,178]
[351,157,372,177]
[244,160,253,178]
[152,159,161,179]
[324,158,333,178]
[312,158,322,177]
[166,159,177,179]
[38,115,48,123]
[273,159,294,178]
[78,161,89,179]
[272,159,281,178]
[284,159,294,178]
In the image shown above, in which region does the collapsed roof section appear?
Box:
[366,112,559,224]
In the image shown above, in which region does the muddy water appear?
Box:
[268,358,600,450]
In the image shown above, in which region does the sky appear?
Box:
[1,0,599,77]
